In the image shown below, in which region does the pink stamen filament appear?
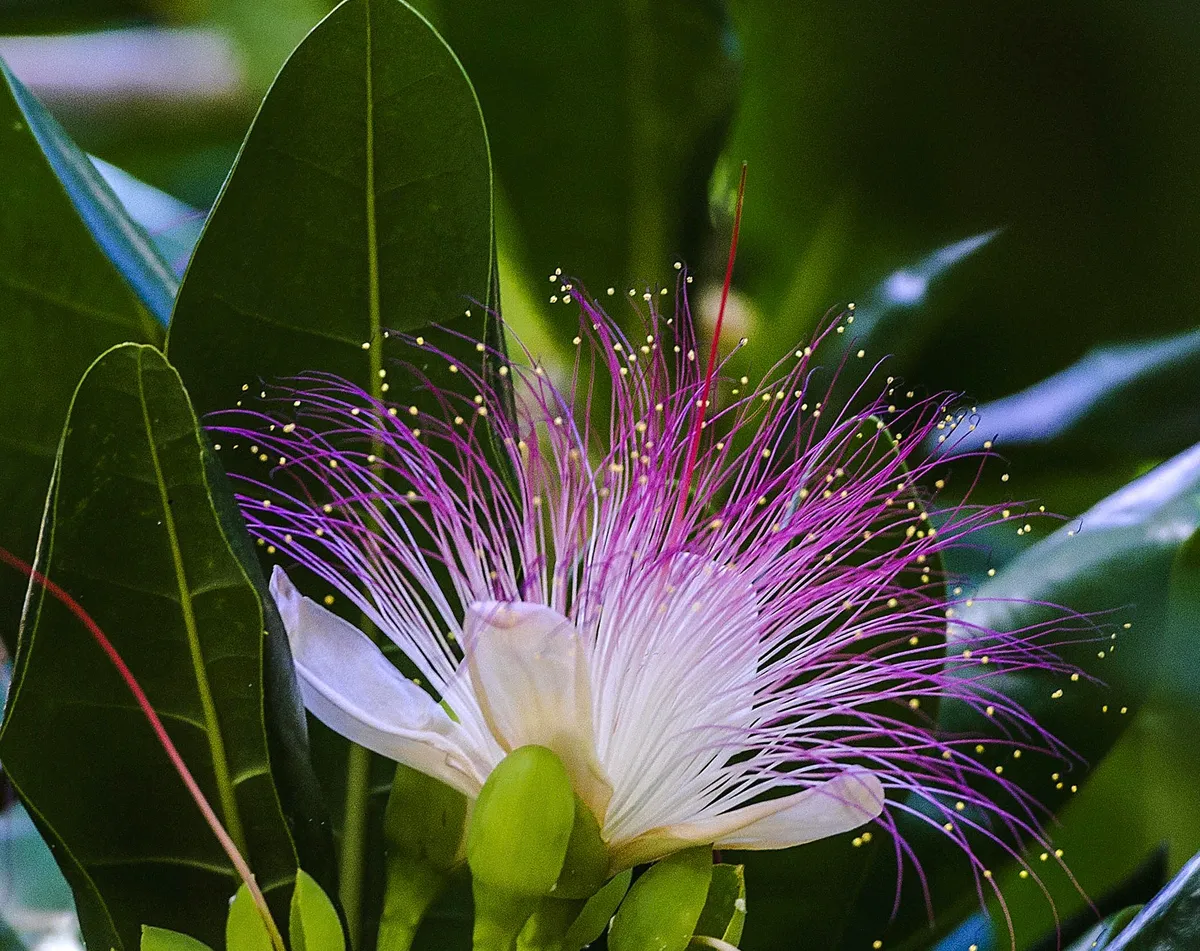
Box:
[0,548,286,951]
[674,161,748,528]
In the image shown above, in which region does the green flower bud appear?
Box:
[467,745,576,896]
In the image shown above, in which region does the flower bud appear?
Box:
[467,745,576,896]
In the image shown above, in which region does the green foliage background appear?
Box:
[2,2,1200,950]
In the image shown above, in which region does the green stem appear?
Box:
[340,742,373,946]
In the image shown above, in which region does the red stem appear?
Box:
[0,547,285,951]
[674,161,748,527]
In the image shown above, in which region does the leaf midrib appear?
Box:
[133,347,247,855]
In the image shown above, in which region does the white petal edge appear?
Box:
[609,769,885,869]
[271,566,486,798]
[464,600,613,816]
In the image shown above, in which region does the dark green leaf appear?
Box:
[608,847,713,951]
[0,62,164,647]
[0,344,326,951]
[166,4,497,944]
[1106,849,1200,950]
[0,62,178,322]
[413,0,738,291]
[166,0,494,424]
[694,864,746,947]
[840,441,1200,950]
[290,871,345,951]
[934,327,1200,464]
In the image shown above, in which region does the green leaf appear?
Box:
[141,927,215,951]
[0,62,164,647]
[227,887,274,951]
[562,870,632,951]
[0,62,178,322]
[165,5,497,943]
[694,865,746,948]
[1105,849,1200,950]
[378,766,468,950]
[166,0,494,424]
[838,440,1200,951]
[936,327,1200,464]
[1063,908,1141,951]
[0,344,328,951]
[290,872,345,951]
[608,847,713,951]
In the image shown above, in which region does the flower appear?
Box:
[214,288,1075,884]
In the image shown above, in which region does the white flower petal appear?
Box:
[609,769,884,868]
[271,567,486,797]
[464,600,612,816]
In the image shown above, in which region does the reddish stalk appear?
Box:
[673,161,748,528]
[0,547,286,951]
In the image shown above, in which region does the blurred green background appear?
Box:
[3,1,1200,949]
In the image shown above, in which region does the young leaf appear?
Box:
[562,870,633,951]
[228,887,274,951]
[141,927,215,951]
[290,871,345,951]
[0,345,329,950]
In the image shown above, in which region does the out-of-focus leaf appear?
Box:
[933,328,1200,463]
[838,441,1200,950]
[0,62,178,322]
[166,3,497,945]
[414,0,738,293]
[0,61,163,647]
[1063,908,1141,951]
[0,344,332,951]
[90,156,205,279]
[1105,848,1200,950]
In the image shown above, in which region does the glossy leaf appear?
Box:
[840,440,1200,950]
[934,327,1200,463]
[142,927,214,951]
[166,0,494,425]
[90,156,205,279]
[608,847,713,951]
[0,344,328,951]
[166,4,497,943]
[694,864,747,947]
[290,872,345,951]
[1106,848,1200,950]
[0,62,164,647]
[0,62,178,322]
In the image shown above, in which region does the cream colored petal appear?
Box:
[271,567,485,797]
[464,600,612,817]
[609,770,884,869]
